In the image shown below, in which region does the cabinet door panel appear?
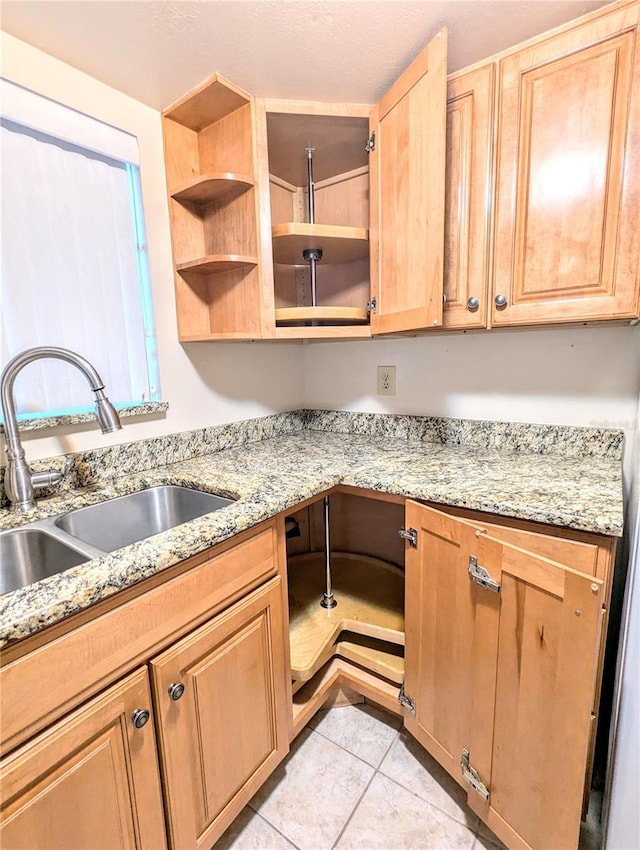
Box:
[492,4,640,325]
[151,577,289,850]
[369,30,447,335]
[443,64,495,329]
[403,501,604,850]
[0,668,166,850]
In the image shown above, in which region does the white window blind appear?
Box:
[0,79,160,419]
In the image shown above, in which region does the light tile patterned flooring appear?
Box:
[214,702,603,850]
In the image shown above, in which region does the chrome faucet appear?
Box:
[1,347,122,511]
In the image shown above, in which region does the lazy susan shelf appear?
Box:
[272,223,369,265]
[275,306,369,325]
[288,551,404,683]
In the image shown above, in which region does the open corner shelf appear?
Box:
[272,223,369,265]
[170,173,254,206]
[176,255,258,275]
[288,551,404,684]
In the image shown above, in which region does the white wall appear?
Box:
[304,325,640,483]
[0,32,303,462]
[605,399,640,850]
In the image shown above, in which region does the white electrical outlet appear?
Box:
[377,365,396,396]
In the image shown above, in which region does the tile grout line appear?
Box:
[253,808,304,850]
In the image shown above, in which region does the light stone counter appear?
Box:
[0,412,624,648]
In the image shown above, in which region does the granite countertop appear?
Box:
[0,416,625,649]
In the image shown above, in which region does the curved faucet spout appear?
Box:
[1,346,123,511]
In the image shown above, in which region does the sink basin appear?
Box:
[55,485,234,553]
[0,528,90,595]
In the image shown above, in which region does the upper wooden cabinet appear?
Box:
[162,75,276,341]
[442,64,495,330]
[369,29,448,335]
[491,2,640,326]
[403,502,605,850]
[163,33,448,341]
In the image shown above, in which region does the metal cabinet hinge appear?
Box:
[399,527,418,548]
[461,749,489,800]
[468,556,501,593]
[367,297,377,313]
[365,132,376,153]
[398,683,416,716]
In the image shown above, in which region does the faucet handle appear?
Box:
[31,457,72,492]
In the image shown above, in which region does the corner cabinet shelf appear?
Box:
[162,74,275,340]
[271,223,369,265]
[176,255,258,275]
[170,172,254,206]
[163,32,448,339]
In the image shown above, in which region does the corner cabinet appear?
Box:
[162,32,448,341]
[403,502,605,850]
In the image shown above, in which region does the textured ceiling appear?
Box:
[1,0,610,110]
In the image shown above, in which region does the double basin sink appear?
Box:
[1,486,235,596]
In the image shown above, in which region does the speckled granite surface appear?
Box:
[0,411,624,648]
[0,402,169,434]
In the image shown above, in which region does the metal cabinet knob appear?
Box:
[168,682,185,702]
[442,293,447,304]
[494,294,508,309]
[131,708,150,729]
[466,296,479,312]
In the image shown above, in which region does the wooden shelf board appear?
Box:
[291,657,402,738]
[288,552,404,683]
[335,634,405,685]
[164,76,250,131]
[176,255,258,275]
[275,306,369,326]
[272,223,369,265]
[170,173,254,206]
[275,325,371,340]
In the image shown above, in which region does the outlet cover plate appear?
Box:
[377,365,396,396]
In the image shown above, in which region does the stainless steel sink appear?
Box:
[54,485,235,553]
[0,528,90,596]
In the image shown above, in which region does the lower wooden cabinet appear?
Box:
[403,501,605,850]
[151,576,290,849]
[0,667,167,850]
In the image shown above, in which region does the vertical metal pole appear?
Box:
[306,147,318,308]
[320,495,337,609]
[306,147,315,224]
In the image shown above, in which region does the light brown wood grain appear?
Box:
[370,29,448,334]
[171,173,253,206]
[0,668,166,850]
[0,523,279,754]
[164,73,250,131]
[492,3,640,326]
[151,578,289,849]
[443,64,495,330]
[314,169,369,228]
[275,306,369,324]
[288,552,404,682]
[271,223,369,265]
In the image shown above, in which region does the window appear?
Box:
[0,78,160,421]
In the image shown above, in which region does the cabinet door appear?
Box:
[369,29,448,335]
[443,64,495,329]
[151,577,290,850]
[403,501,604,850]
[0,668,166,850]
[492,3,640,326]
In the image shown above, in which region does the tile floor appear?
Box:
[214,702,602,850]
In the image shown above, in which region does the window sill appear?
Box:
[0,402,169,434]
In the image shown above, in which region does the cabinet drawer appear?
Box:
[1,522,279,755]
